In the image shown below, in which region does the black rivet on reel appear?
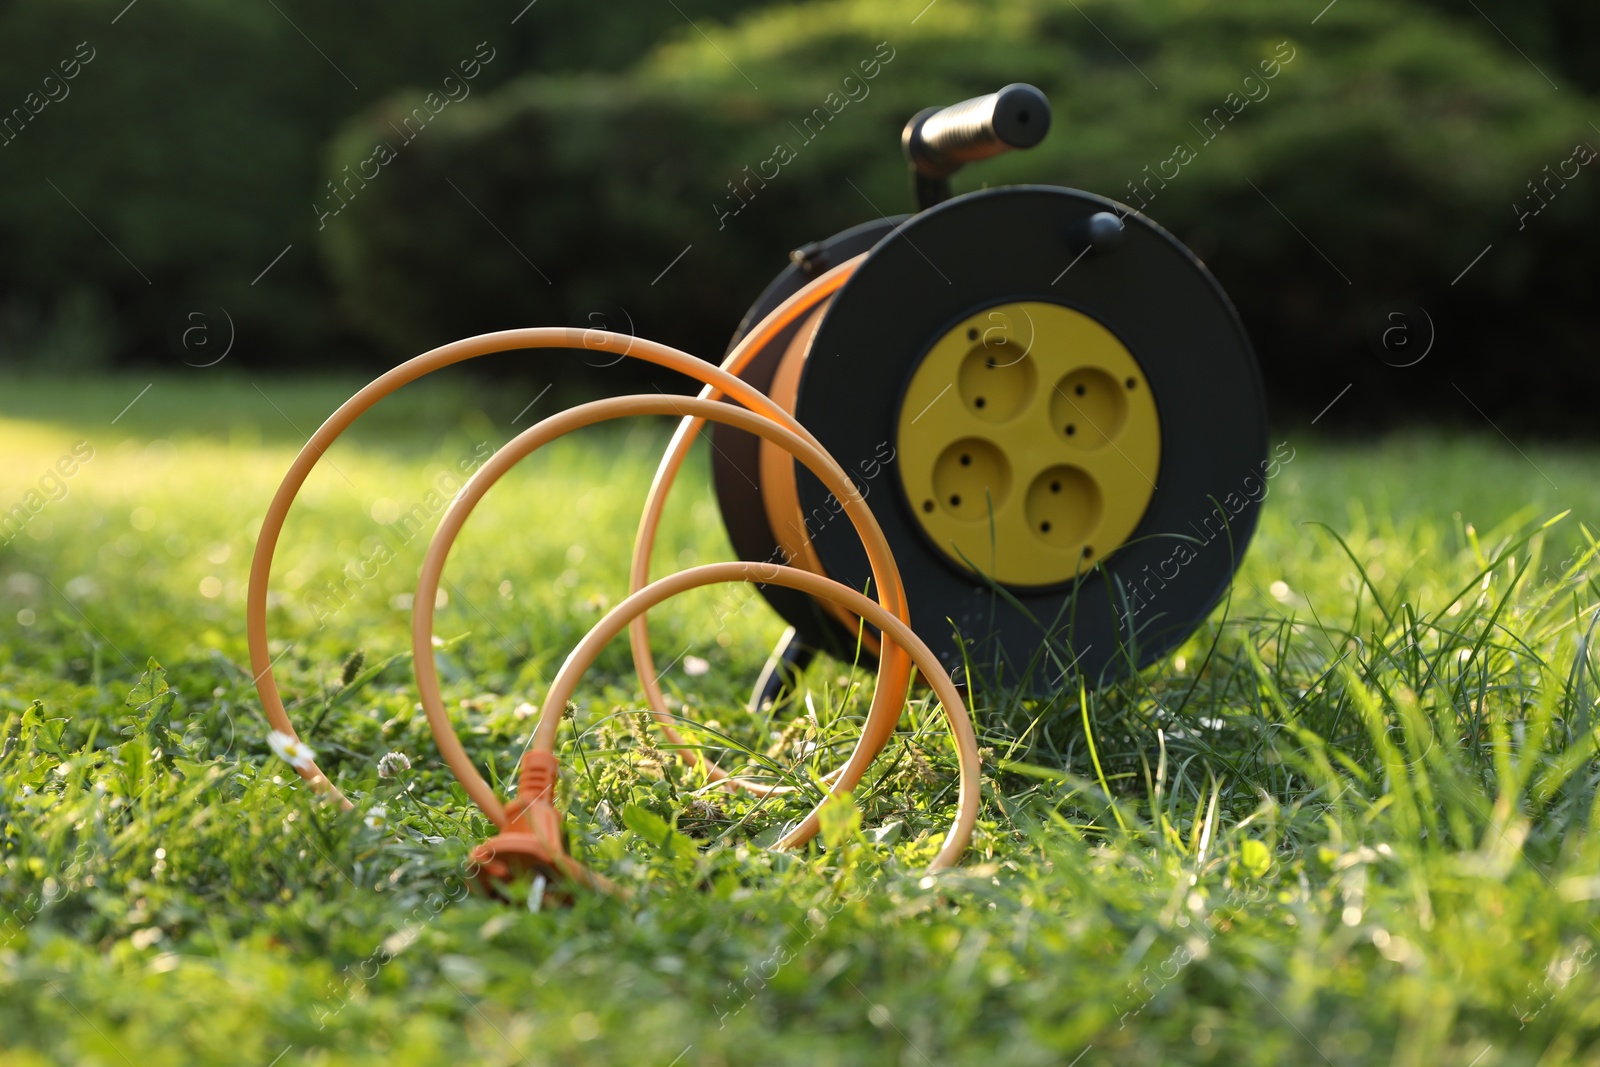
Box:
[789,241,829,276]
[1067,211,1125,256]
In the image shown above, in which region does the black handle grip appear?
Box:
[902,83,1051,180]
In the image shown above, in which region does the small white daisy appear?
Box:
[364,805,388,830]
[267,730,317,771]
[683,655,710,677]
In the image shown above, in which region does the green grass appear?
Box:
[4,373,1600,1066]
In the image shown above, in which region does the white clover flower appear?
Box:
[377,751,411,778]
[364,805,388,830]
[267,730,317,771]
[683,655,710,677]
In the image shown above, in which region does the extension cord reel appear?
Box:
[248,83,1267,899]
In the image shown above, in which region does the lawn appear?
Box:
[3,372,1600,1066]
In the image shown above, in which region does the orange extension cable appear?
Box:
[247,323,980,893]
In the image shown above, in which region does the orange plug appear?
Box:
[469,751,574,903]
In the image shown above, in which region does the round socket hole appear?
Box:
[932,438,1011,522]
[1051,368,1128,448]
[959,341,1036,423]
[1026,465,1101,548]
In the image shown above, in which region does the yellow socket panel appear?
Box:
[895,301,1161,587]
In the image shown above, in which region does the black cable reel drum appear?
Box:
[710,84,1269,705]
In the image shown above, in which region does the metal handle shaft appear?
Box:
[902,83,1052,181]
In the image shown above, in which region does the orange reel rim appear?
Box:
[625,256,889,794]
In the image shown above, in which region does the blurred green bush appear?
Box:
[0,0,1594,428]
[0,0,768,368]
[1412,0,1600,93]
[320,0,1600,424]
